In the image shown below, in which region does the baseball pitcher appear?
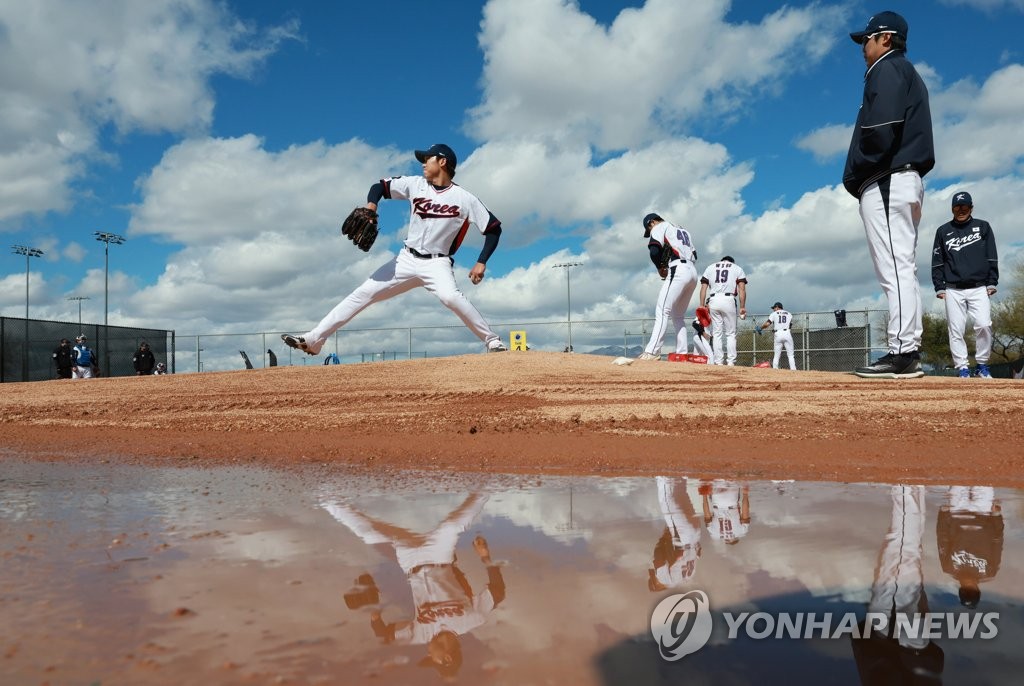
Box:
[637,213,698,361]
[283,143,507,356]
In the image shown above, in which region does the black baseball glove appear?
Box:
[341,207,379,252]
[657,243,674,270]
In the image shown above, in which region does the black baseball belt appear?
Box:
[407,247,448,259]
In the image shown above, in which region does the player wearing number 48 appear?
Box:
[282,143,508,357]
[636,213,698,362]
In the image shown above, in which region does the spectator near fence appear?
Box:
[133,342,156,375]
[52,338,74,379]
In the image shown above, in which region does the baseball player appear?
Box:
[844,11,934,379]
[937,486,1003,609]
[322,493,505,679]
[649,476,702,591]
[697,256,747,366]
[637,213,698,361]
[282,143,508,356]
[931,191,999,379]
[759,302,796,370]
[700,480,750,545]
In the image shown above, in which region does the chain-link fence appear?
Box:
[176,310,888,374]
[1,316,175,382]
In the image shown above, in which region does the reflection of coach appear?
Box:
[937,486,1003,608]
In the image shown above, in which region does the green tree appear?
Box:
[920,311,954,369]
[991,258,1024,363]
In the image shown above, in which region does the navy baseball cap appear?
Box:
[642,213,663,237]
[773,302,784,309]
[414,143,457,171]
[850,11,908,44]
[952,190,973,207]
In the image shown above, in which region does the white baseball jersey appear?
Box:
[384,176,497,257]
[701,262,747,365]
[767,310,791,331]
[767,310,797,370]
[707,482,749,543]
[648,221,697,263]
[701,261,747,298]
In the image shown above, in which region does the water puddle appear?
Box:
[1,460,1021,684]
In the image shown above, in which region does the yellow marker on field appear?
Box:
[510,330,527,351]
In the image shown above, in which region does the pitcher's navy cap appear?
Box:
[414,144,457,171]
[642,213,663,237]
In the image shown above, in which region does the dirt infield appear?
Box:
[1,352,1021,486]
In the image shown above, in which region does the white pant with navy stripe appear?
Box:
[772,330,796,369]
[943,286,992,368]
[859,171,924,356]
[303,249,500,355]
[708,293,738,365]
[644,261,697,356]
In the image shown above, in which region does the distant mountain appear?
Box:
[585,345,644,358]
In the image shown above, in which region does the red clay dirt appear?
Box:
[1,351,1021,486]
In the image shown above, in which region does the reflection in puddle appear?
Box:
[1,461,1021,684]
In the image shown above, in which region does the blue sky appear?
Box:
[2,0,1024,360]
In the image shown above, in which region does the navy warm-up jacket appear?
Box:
[843,50,934,198]
[931,218,999,293]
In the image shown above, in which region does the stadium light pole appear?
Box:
[93,232,125,327]
[12,245,44,320]
[67,295,90,326]
[552,262,583,353]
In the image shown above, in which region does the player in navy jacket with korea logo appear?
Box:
[932,191,999,378]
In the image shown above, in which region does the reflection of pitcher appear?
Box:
[323,494,506,679]
[700,480,750,545]
[853,485,944,684]
[648,476,702,591]
[937,486,1003,608]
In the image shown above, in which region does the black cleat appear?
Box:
[854,353,924,379]
[281,334,316,356]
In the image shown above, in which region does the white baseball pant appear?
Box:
[708,293,738,365]
[943,287,992,369]
[321,493,488,573]
[772,330,796,370]
[859,170,924,355]
[302,249,501,355]
[693,335,714,363]
[868,485,927,650]
[644,262,697,356]
[72,366,94,379]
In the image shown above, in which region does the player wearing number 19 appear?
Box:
[636,213,698,361]
[698,257,748,366]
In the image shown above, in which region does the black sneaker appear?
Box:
[854,353,925,379]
